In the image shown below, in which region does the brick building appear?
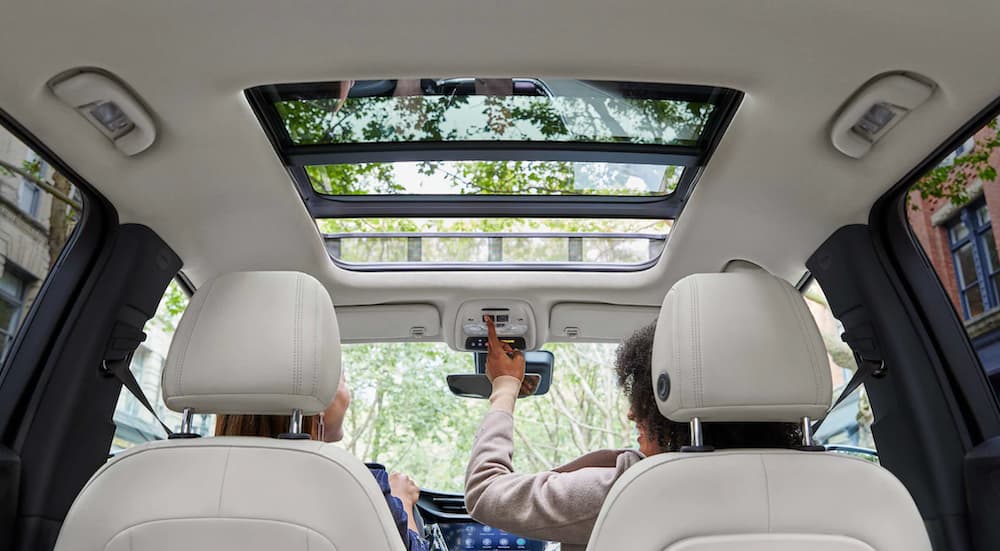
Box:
[908,123,1000,383]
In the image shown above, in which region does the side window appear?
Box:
[0,126,82,362]
[803,280,877,455]
[111,279,215,451]
[907,117,1000,397]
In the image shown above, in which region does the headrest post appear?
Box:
[680,417,714,453]
[796,415,824,451]
[690,417,703,447]
[180,408,194,434]
[277,408,310,440]
[167,407,201,439]
[801,416,814,447]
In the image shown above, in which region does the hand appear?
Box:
[484,315,526,382]
[389,471,421,509]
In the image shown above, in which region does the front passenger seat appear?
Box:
[587,272,931,551]
[55,271,405,551]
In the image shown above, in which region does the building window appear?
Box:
[0,269,28,360]
[948,200,1000,319]
[17,181,40,218]
[17,153,47,219]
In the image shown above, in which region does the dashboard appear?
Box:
[436,522,546,550]
[418,490,551,551]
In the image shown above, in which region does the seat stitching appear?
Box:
[759,454,772,532]
[217,447,232,515]
[692,279,703,408]
[104,518,344,551]
[312,283,319,398]
[672,288,681,412]
[293,274,303,395]
[175,277,216,397]
[780,278,825,406]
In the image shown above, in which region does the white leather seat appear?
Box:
[587,272,931,551]
[54,271,405,551]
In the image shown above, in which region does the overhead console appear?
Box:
[454,299,537,351]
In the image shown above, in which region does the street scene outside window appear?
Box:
[907,117,1000,399]
[0,126,81,364]
[111,275,877,479]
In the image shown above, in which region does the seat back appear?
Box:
[54,271,405,551]
[587,272,931,551]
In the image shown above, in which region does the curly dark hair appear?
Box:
[615,323,675,451]
[615,323,802,453]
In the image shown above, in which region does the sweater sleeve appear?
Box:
[463,382,629,546]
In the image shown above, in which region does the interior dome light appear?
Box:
[830,72,936,159]
[47,69,157,156]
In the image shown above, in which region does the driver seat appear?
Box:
[54,271,405,551]
[587,272,931,551]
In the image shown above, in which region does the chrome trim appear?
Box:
[180,408,194,434]
[690,417,704,448]
[289,409,303,434]
[801,416,814,447]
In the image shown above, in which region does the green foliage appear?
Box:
[151,280,189,333]
[341,342,629,491]
[911,118,1000,209]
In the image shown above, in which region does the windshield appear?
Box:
[339,342,630,492]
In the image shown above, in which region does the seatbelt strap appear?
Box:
[102,354,173,436]
[101,320,174,437]
[812,344,886,433]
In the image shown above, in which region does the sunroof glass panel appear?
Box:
[320,218,670,266]
[307,161,683,196]
[272,79,715,147]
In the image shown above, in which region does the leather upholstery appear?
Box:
[162,271,341,415]
[55,271,404,551]
[653,272,831,423]
[55,438,405,551]
[588,451,930,551]
[589,272,931,550]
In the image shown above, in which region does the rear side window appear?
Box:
[906,117,1000,396]
[111,279,215,451]
[0,125,82,363]
[803,280,876,456]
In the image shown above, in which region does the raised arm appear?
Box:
[463,317,621,545]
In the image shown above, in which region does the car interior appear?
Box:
[1,1,1000,550]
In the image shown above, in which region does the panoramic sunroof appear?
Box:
[247,78,740,269]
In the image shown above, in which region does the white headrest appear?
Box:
[162,271,341,415]
[652,272,831,423]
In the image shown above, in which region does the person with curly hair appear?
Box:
[464,319,799,550]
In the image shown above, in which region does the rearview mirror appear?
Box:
[446,350,554,399]
[447,373,541,399]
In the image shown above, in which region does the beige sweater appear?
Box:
[464,376,644,551]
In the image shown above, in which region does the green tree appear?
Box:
[340,342,630,491]
[911,118,1000,208]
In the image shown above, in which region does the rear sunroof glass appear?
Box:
[272,79,715,147]
[320,218,670,267]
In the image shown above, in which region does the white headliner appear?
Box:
[1,1,997,345]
